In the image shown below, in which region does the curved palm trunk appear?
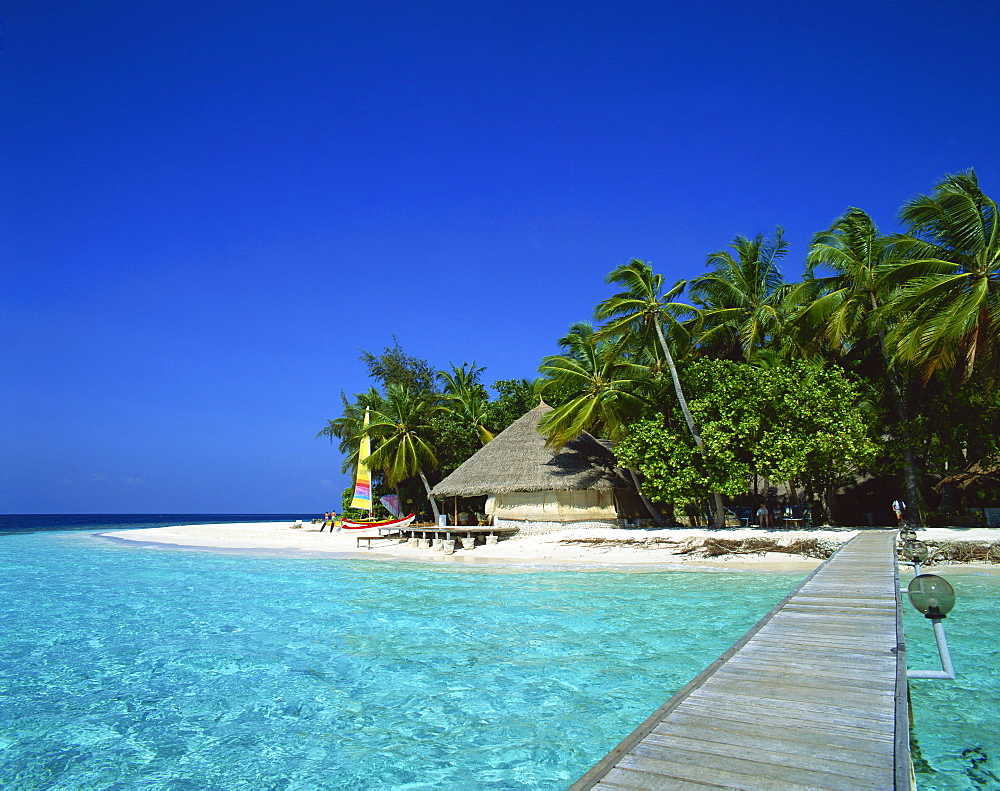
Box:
[653,319,726,528]
[418,470,441,522]
[627,468,666,526]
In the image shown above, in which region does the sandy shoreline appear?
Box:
[95,521,1000,574]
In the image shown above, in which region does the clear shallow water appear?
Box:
[904,573,1000,789]
[0,517,997,789]
[1,523,797,790]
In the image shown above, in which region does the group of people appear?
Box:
[752,498,908,528]
[316,511,339,531]
[754,505,795,528]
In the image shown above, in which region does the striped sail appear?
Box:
[350,408,372,511]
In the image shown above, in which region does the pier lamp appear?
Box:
[900,527,917,542]
[901,540,929,565]
[907,574,956,619]
[906,574,957,680]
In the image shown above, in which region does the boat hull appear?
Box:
[340,513,415,531]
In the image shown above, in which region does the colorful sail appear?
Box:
[380,494,401,517]
[350,408,372,511]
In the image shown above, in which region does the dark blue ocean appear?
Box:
[0,514,318,535]
[1,515,997,789]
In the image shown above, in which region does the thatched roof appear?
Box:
[934,460,1000,492]
[431,404,634,497]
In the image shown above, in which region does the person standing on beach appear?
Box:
[892,499,906,525]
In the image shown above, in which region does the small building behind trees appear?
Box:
[431,404,644,534]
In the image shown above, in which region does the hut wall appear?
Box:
[494,517,622,536]
[485,490,618,522]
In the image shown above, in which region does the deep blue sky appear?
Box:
[2,1,997,513]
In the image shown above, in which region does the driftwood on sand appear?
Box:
[919,540,1000,565]
[558,535,1000,564]
[558,535,839,559]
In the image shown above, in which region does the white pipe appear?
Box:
[907,618,956,680]
[899,561,921,590]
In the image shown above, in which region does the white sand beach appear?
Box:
[97,521,1000,573]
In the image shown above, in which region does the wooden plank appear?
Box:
[633,734,893,782]
[641,730,890,773]
[656,710,895,755]
[713,665,896,694]
[617,747,892,789]
[698,679,895,709]
[595,769,732,790]
[677,695,895,736]
[571,531,908,790]
[678,692,896,730]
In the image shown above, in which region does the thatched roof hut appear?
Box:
[432,404,643,525]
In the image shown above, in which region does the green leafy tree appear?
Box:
[617,359,879,524]
[429,410,482,473]
[753,362,880,523]
[799,210,892,353]
[904,372,1000,512]
[486,378,543,433]
[615,419,742,510]
[359,336,436,395]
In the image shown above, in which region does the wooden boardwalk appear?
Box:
[571,531,910,790]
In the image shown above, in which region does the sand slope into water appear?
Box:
[96,522,1000,573]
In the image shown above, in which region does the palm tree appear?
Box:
[797,210,887,350]
[437,361,486,394]
[437,362,495,444]
[316,388,384,473]
[689,228,789,361]
[538,326,664,524]
[886,169,999,383]
[365,384,442,521]
[594,260,726,527]
[539,328,649,448]
[800,208,923,521]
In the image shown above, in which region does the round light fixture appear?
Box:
[907,574,956,619]
[901,540,929,564]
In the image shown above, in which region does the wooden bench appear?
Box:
[356,531,401,549]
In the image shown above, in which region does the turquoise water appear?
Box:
[0,524,996,789]
[1,528,796,790]
[904,573,1000,789]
